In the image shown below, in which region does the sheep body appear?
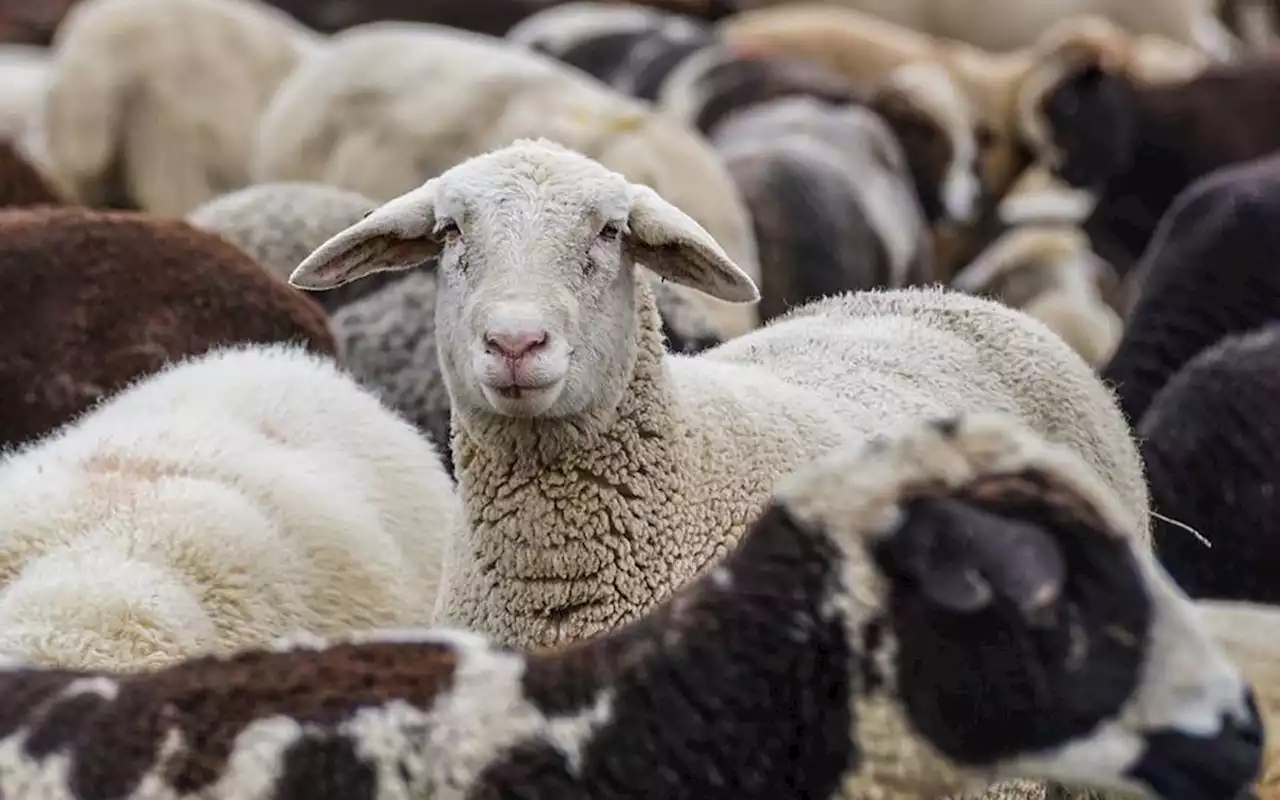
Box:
[709,96,933,321]
[0,343,457,672]
[38,0,322,214]
[255,21,761,342]
[736,0,1238,58]
[184,181,414,313]
[0,414,1255,800]
[0,206,335,451]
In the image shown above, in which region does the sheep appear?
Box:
[949,223,1123,367]
[1016,46,1280,271]
[0,413,1262,800]
[719,8,1213,233]
[0,342,458,673]
[1101,154,1280,425]
[288,137,1147,655]
[0,44,46,142]
[35,0,323,215]
[506,2,715,100]
[0,139,64,208]
[253,21,763,346]
[1137,323,1280,606]
[244,0,741,37]
[184,181,414,313]
[709,95,934,321]
[0,206,335,452]
[731,0,1241,60]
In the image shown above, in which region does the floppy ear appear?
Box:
[624,183,760,303]
[289,180,442,291]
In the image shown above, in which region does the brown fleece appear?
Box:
[0,141,65,208]
[0,206,335,451]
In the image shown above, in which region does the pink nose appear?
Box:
[485,329,549,360]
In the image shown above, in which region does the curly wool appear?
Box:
[436,283,1148,650]
[186,181,409,312]
[0,344,457,673]
[0,206,334,452]
[1139,323,1280,605]
[1102,155,1280,424]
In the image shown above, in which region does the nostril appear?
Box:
[484,330,549,359]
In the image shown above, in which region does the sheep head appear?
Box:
[1015,16,1140,190]
[291,138,758,420]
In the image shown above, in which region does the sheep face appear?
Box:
[868,63,985,227]
[1032,65,1139,189]
[291,138,758,420]
[782,414,1265,799]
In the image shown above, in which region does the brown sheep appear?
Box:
[0,139,64,207]
[0,206,335,451]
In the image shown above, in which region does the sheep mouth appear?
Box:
[495,384,550,399]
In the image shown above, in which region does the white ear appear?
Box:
[289,180,442,291]
[625,183,760,303]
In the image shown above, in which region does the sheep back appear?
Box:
[0,343,456,672]
[1102,155,1280,424]
[1140,323,1280,605]
[185,181,408,312]
[0,207,334,451]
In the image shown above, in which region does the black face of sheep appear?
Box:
[1041,65,1139,190]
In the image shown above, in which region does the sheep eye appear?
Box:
[433,219,461,240]
[598,220,625,241]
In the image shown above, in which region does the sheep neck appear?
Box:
[443,282,703,648]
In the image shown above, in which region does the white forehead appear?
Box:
[433,140,635,224]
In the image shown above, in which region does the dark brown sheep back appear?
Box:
[0,140,65,208]
[0,206,335,450]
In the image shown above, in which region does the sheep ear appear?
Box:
[289,181,442,291]
[873,497,1067,624]
[624,183,759,303]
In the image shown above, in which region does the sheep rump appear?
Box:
[0,344,457,673]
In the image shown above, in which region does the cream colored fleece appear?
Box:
[0,345,458,673]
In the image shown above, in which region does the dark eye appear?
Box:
[433,219,460,240]
[599,220,625,241]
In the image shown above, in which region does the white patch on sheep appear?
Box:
[999,187,1098,227]
[941,142,981,223]
[208,717,305,799]
[324,636,616,798]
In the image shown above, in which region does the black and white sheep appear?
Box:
[709,95,934,321]
[506,1,715,100]
[0,414,1263,800]
[1101,154,1280,425]
[0,206,334,452]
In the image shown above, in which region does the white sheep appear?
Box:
[0,414,1261,800]
[35,0,323,214]
[734,0,1242,60]
[252,21,762,343]
[0,343,458,673]
[289,137,1147,646]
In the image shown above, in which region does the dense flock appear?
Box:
[0,0,1277,798]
